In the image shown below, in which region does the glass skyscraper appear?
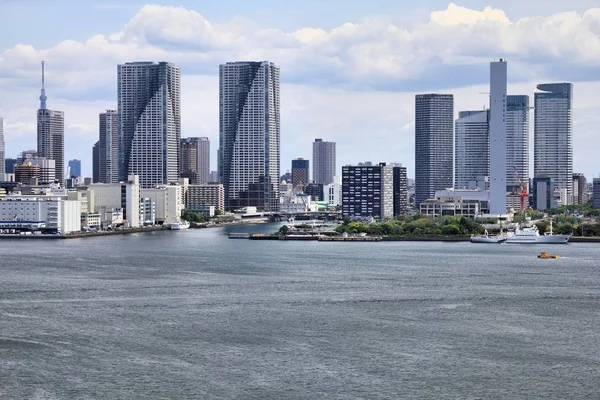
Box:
[312,139,336,185]
[218,61,280,211]
[534,83,573,204]
[454,110,489,190]
[414,94,454,207]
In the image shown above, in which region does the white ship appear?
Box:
[505,221,570,244]
[470,229,507,244]
[169,220,190,230]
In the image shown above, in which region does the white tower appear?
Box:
[489,60,507,215]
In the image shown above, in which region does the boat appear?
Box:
[470,229,507,243]
[169,220,190,230]
[538,251,560,259]
[505,220,570,244]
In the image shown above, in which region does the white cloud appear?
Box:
[1,3,600,178]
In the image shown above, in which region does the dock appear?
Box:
[318,236,382,242]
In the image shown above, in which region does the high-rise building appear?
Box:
[28,157,56,184]
[489,60,507,215]
[99,110,119,183]
[218,61,280,211]
[414,94,454,207]
[506,95,530,192]
[37,62,64,183]
[68,159,81,178]
[573,173,588,206]
[593,178,600,209]
[5,158,18,174]
[312,139,336,185]
[118,61,181,188]
[0,117,4,174]
[92,141,100,183]
[534,83,574,205]
[291,158,309,191]
[342,163,394,220]
[454,110,489,190]
[180,137,210,184]
[392,164,409,217]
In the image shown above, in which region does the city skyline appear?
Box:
[1,2,600,180]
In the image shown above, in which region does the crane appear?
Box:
[513,167,528,213]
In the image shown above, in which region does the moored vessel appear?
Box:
[505,221,569,244]
[169,220,190,230]
[470,229,507,244]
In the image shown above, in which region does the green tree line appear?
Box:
[335,215,484,237]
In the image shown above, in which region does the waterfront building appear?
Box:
[392,164,409,217]
[0,117,4,175]
[140,197,156,225]
[506,95,530,193]
[323,176,342,207]
[342,163,394,220]
[186,184,225,215]
[219,61,280,211]
[593,178,600,209]
[0,196,81,233]
[454,110,489,190]
[573,173,588,206]
[180,137,210,185]
[419,195,486,218]
[99,110,119,183]
[414,94,454,207]
[68,159,81,178]
[305,183,324,202]
[312,139,336,185]
[140,183,185,224]
[89,175,141,227]
[291,158,310,192]
[534,83,574,205]
[118,61,181,188]
[489,60,507,215]
[37,62,64,183]
[92,141,100,183]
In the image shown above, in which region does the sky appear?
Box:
[1,0,600,180]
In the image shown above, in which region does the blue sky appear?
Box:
[1,1,600,179]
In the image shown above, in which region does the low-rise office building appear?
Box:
[186,184,225,214]
[0,196,81,233]
[89,175,141,227]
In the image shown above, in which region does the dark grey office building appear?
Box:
[415,94,454,208]
[532,176,553,210]
[342,163,394,220]
[92,141,100,183]
[4,158,18,174]
[393,165,408,217]
[593,178,600,209]
[291,158,309,191]
[305,183,324,202]
[313,139,336,185]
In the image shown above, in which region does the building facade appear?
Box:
[218,61,280,211]
[92,141,100,183]
[291,158,310,191]
[342,163,394,220]
[534,83,574,205]
[573,173,588,206]
[312,139,336,185]
[0,196,81,233]
[593,178,600,209]
[506,95,530,193]
[68,159,81,178]
[180,137,210,184]
[28,158,56,184]
[0,117,4,175]
[531,176,555,210]
[489,60,507,215]
[118,61,181,188]
[454,110,489,190]
[324,176,342,206]
[140,183,184,224]
[415,94,454,207]
[186,184,225,214]
[5,158,18,174]
[392,164,408,217]
[99,110,119,183]
[89,175,141,227]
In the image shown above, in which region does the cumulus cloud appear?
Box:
[1,3,600,178]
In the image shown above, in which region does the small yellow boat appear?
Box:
[538,251,560,259]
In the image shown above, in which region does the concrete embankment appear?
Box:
[0,225,169,240]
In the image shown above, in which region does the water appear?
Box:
[1,225,600,399]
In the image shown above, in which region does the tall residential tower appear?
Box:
[99,110,119,183]
[118,61,181,188]
[218,61,280,211]
[37,61,65,182]
[454,110,489,190]
[312,139,336,185]
[534,83,573,205]
[180,137,210,184]
[414,94,454,207]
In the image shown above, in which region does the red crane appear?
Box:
[513,167,528,213]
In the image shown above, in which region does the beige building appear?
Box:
[88,175,141,227]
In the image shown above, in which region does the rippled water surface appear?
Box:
[1,225,600,399]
